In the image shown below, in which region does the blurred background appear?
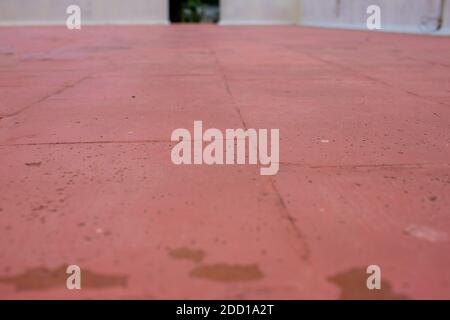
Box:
[0,0,449,34]
[170,0,219,23]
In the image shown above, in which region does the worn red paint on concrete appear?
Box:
[0,25,449,299]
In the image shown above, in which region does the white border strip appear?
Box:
[0,20,170,26]
[219,20,295,26]
[298,21,448,36]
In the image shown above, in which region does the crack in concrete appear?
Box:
[405,56,450,69]
[0,75,91,119]
[0,139,172,147]
[281,161,450,170]
[210,45,310,262]
[269,178,311,262]
[302,51,450,109]
[281,44,450,111]
[210,47,248,130]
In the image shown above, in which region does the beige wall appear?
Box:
[0,0,168,25]
[220,0,299,25]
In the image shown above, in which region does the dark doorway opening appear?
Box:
[170,0,220,23]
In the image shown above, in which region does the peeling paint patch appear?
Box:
[0,266,128,291]
[403,225,448,243]
[190,263,263,283]
[328,267,409,300]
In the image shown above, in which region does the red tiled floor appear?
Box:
[0,25,449,299]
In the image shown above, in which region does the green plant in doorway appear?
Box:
[182,0,203,23]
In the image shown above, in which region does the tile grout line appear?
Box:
[210,43,311,262]
[0,75,92,120]
[0,140,173,147]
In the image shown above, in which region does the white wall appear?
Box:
[218,0,448,33]
[0,0,169,25]
[1,0,449,33]
[441,0,450,34]
[220,0,299,25]
[298,0,444,33]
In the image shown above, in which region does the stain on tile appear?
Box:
[190,263,263,283]
[25,162,42,167]
[169,247,205,263]
[328,267,409,300]
[0,266,127,291]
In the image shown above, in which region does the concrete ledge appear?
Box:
[0,0,169,25]
[299,21,447,36]
[0,20,170,27]
[219,20,295,26]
